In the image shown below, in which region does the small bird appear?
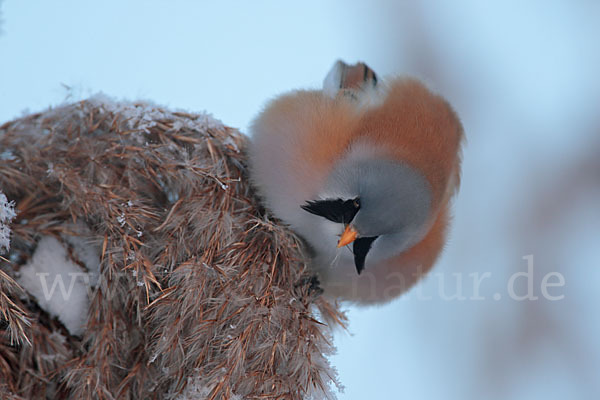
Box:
[249,60,464,304]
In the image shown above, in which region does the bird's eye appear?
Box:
[301,197,361,224]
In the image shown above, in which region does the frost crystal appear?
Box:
[88,94,225,134]
[0,191,17,254]
[176,374,242,400]
[0,150,16,160]
[117,213,126,227]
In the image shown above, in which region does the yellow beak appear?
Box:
[337,225,358,248]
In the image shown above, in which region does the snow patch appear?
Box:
[17,236,94,336]
[61,223,101,288]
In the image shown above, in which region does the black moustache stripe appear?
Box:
[301,198,360,224]
[353,236,378,275]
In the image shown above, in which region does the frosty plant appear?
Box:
[0,98,343,399]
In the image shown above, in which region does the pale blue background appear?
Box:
[2,1,600,399]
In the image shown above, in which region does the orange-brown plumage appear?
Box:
[356,79,463,207]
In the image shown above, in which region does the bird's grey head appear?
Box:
[301,154,432,274]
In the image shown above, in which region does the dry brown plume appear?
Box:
[0,98,345,399]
